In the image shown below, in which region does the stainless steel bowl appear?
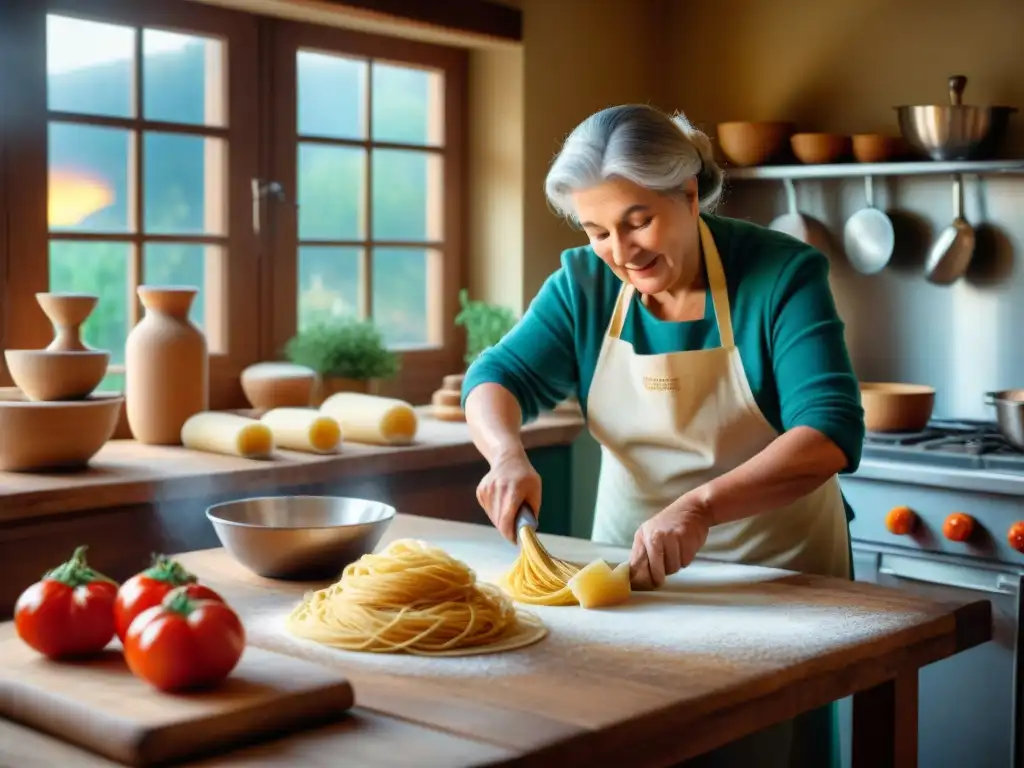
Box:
[895,75,1016,161]
[206,495,397,581]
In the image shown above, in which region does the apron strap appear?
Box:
[606,217,737,349]
[698,217,735,349]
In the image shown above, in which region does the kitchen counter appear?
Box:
[0,409,583,620]
[0,408,583,524]
[0,515,992,767]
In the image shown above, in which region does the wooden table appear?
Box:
[0,515,992,767]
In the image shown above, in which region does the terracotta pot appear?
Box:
[125,287,209,444]
[313,376,371,406]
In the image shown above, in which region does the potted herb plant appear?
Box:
[454,289,518,368]
[283,318,399,404]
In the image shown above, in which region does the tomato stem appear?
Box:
[44,545,118,589]
[143,554,199,586]
[162,585,199,616]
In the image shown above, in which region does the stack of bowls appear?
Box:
[0,293,123,472]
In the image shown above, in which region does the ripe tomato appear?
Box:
[14,545,119,659]
[124,586,246,693]
[114,554,223,642]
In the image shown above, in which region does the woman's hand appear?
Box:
[629,502,711,589]
[476,451,542,542]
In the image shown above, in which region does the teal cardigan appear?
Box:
[462,214,865,515]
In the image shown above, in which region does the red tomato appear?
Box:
[114,554,223,642]
[124,586,246,692]
[14,545,119,659]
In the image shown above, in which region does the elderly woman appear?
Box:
[460,104,864,766]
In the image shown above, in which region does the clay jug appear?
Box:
[125,287,208,444]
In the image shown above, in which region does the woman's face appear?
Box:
[572,176,700,296]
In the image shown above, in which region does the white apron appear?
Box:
[588,218,849,580]
[585,218,848,767]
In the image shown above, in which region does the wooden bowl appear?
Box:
[717,122,794,167]
[791,133,852,164]
[0,389,123,471]
[852,134,909,164]
[240,362,316,411]
[860,382,936,433]
[4,349,110,401]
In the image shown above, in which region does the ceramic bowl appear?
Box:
[0,388,123,471]
[206,495,397,580]
[240,362,317,411]
[5,349,110,401]
[791,133,852,164]
[717,121,794,167]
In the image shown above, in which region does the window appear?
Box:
[268,23,467,394]
[2,1,466,405]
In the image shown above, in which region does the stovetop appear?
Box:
[862,419,1024,473]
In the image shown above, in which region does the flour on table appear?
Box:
[243,538,934,679]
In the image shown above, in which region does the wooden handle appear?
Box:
[948,75,967,106]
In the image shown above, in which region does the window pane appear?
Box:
[372,247,429,346]
[142,242,210,334]
[48,240,130,364]
[144,132,226,236]
[49,122,132,233]
[96,371,125,394]
[298,246,361,330]
[371,62,443,146]
[143,29,226,127]
[298,144,365,241]
[297,51,366,140]
[371,149,441,241]
[47,15,134,118]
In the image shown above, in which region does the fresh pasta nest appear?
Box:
[286,539,547,656]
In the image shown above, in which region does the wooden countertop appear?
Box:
[0,409,583,524]
[0,515,992,767]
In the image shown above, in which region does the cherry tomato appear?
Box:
[114,554,223,642]
[124,586,246,692]
[14,545,119,659]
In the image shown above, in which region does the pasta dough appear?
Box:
[260,407,341,453]
[286,539,547,656]
[320,392,418,446]
[500,526,632,609]
[180,412,274,459]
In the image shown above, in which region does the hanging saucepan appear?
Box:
[842,175,895,274]
[768,178,833,254]
[925,173,975,285]
[985,390,1024,450]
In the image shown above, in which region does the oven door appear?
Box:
[840,543,1023,768]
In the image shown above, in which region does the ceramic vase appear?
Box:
[125,287,208,445]
[36,292,98,351]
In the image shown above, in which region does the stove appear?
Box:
[838,419,1024,768]
[862,419,1024,473]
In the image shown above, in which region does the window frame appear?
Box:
[265,20,469,401]
[1,0,469,406]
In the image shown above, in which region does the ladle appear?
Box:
[925,174,975,285]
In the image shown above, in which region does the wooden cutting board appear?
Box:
[0,624,355,767]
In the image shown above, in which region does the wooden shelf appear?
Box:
[726,159,1024,181]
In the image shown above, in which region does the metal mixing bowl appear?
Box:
[895,75,1016,161]
[206,495,396,581]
